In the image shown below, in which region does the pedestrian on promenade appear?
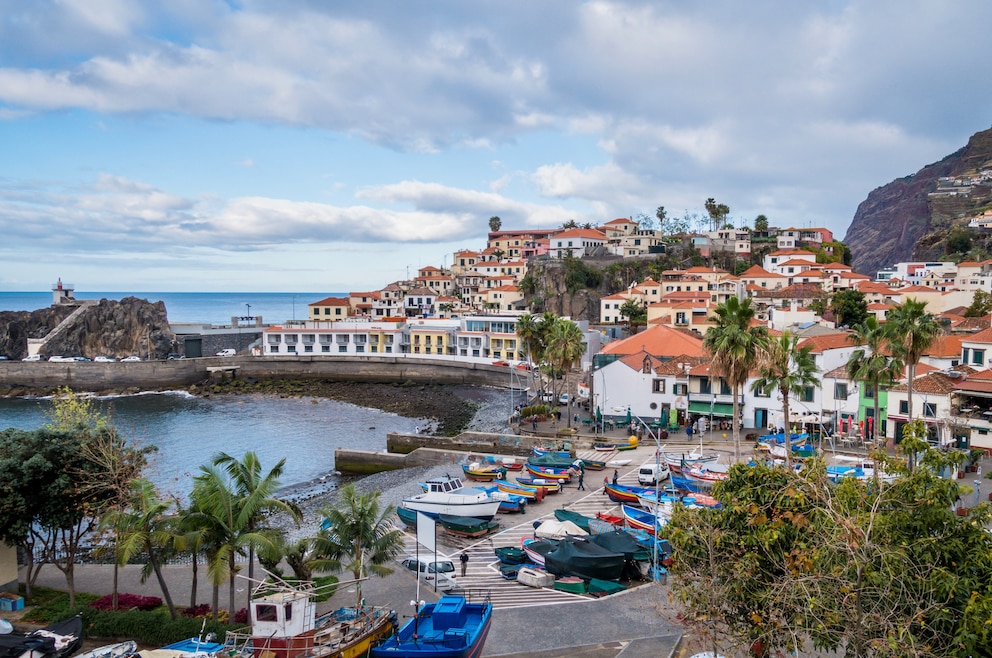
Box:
[532,417,537,431]
[612,469,619,485]
[686,424,693,441]
[577,470,585,491]
[460,551,469,576]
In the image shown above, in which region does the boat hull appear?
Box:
[524,464,571,481]
[371,596,492,658]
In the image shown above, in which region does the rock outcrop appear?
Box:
[844,126,992,277]
[0,297,177,360]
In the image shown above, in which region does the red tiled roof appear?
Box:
[553,228,608,240]
[600,324,705,358]
[890,371,957,395]
[309,296,349,306]
[797,332,856,353]
[924,335,962,357]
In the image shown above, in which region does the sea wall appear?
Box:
[0,355,512,392]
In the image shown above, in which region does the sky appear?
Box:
[1,1,991,293]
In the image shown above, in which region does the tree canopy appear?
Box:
[830,289,869,327]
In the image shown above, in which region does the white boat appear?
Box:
[662,451,719,473]
[401,475,502,520]
[74,641,137,658]
[517,567,555,589]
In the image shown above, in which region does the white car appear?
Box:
[638,461,671,486]
[559,393,570,405]
[121,356,141,362]
[22,354,42,362]
[399,556,459,591]
[215,348,236,357]
[48,356,70,362]
[94,356,115,362]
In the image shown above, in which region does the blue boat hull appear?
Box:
[670,474,710,494]
[371,596,493,658]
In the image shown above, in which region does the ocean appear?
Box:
[0,291,337,326]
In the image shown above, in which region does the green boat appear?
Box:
[588,578,627,595]
[553,576,588,594]
[494,546,528,565]
[438,514,500,538]
[553,508,595,533]
[396,506,418,527]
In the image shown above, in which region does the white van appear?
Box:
[215,348,237,357]
[400,556,459,591]
[638,461,671,486]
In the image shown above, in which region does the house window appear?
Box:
[974,349,985,365]
[356,345,365,353]
[653,379,666,394]
[899,400,909,414]
[834,383,848,400]
[923,402,936,417]
[270,345,279,353]
[699,379,711,394]
[304,345,313,353]
[338,345,347,353]
[321,345,330,353]
[865,385,875,399]
[720,380,732,396]
[673,383,688,396]
[800,387,815,402]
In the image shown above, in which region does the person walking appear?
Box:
[577,469,586,491]
[460,551,469,576]
[532,416,537,431]
[612,469,619,485]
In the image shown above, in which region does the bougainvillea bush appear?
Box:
[90,594,163,611]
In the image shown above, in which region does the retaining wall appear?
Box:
[0,355,512,392]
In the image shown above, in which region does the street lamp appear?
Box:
[631,411,665,581]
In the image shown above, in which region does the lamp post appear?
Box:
[631,411,664,580]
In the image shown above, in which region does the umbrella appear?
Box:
[595,406,602,423]
[625,408,632,425]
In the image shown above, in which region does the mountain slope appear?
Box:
[844,126,992,277]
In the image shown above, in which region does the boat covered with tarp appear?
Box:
[544,536,625,581]
[553,508,596,532]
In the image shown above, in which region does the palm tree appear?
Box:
[847,317,903,448]
[884,299,942,427]
[544,318,587,429]
[704,297,768,462]
[751,332,820,469]
[188,453,297,619]
[211,452,301,609]
[310,484,404,609]
[100,477,180,619]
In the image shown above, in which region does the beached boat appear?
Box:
[553,508,596,533]
[371,594,493,658]
[602,481,656,503]
[662,451,718,474]
[468,486,528,514]
[496,480,545,501]
[157,636,227,658]
[437,514,500,538]
[587,529,651,562]
[524,464,572,481]
[615,442,638,452]
[500,458,523,471]
[544,536,625,581]
[520,537,559,566]
[593,443,616,452]
[0,615,83,658]
[225,576,395,658]
[679,493,722,509]
[532,446,572,459]
[826,457,896,484]
[517,567,554,589]
[461,463,506,482]
[682,463,729,490]
[73,641,137,658]
[553,577,588,594]
[527,455,607,471]
[634,492,681,518]
[402,476,502,520]
[514,477,563,493]
[494,546,528,565]
[396,506,420,527]
[621,503,665,535]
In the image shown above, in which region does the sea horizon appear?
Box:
[0,291,346,326]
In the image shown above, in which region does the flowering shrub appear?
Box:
[182,604,212,618]
[90,593,163,611]
[234,608,248,624]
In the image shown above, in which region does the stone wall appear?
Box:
[0,355,513,392]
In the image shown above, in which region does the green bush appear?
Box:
[82,608,239,646]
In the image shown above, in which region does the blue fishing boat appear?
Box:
[621,503,665,535]
[514,477,563,494]
[532,446,571,459]
[496,480,545,501]
[524,464,572,481]
[602,481,656,503]
[371,594,493,658]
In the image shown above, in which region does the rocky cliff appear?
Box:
[0,297,177,360]
[844,126,992,277]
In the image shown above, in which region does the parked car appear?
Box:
[638,461,671,486]
[215,348,236,357]
[72,356,91,362]
[559,393,571,405]
[0,355,8,361]
[48,356,69,362]
[121,355,141,362]
[399,556,459,591]
[166,353,185,360]
[22,354,42,362]
[94,356,115,362]
[540,392,555,404]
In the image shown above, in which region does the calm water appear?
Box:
[0,386,512,503]
[0,291,342,325]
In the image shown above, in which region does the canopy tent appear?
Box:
[687,402,734,417]
[769,410,822,426]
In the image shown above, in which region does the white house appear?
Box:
[550,228,608,258]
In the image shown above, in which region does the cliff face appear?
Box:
[0,297,177,360]
[845,126,992,277]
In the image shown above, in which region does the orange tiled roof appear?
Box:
[309,296,349,306]
[797,332,857,353]
[600,324,705,358]
[924,335,962,357]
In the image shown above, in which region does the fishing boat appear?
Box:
[498,563,522,580]
[593,443,616,452]
[634,491,681,517]
[662,451,719,474]
[520,537,559,566]
[72,641,137,658]
[602,481,656,504]
[500,458,523,471]
[524,464,572,481]
[621,504,665,535]
[461,463,506,482]
[370,594,493,658]
[544,536,625,581]
[517,567,555,589]
[494,546,528,565]
[528,455,607,471]
[402,476,502,520]
[514,477,563,494]
[680,493,722,508]
[0,615,83,658]
[758,442,817,460]
[615,442,638,452]
[681,462,730,490]
[553,508,596,533]
[437,514,500,539]
[225,574,395,658]
[396,506,419,527]
[532,446,572,459]
[553,577,588,594]
[157,636,227,658]
[468,486,528,514]
[496,479,545,501]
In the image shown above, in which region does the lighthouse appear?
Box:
[52,278,76,306]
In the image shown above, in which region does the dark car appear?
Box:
[166,353,186,360]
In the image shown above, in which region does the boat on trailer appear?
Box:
[402,476,502,520]
[371,594,493,658]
